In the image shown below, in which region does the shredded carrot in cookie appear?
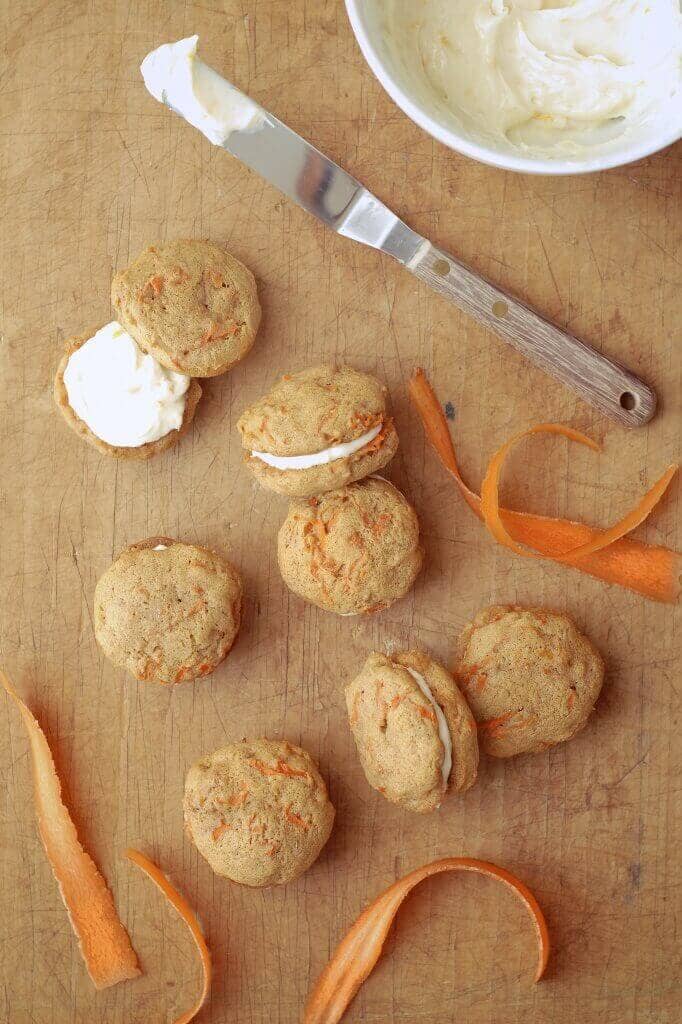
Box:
[304,857,549,1024]
[285,805,310,830]
[413,702,437,722]
[0,670,140,989]
[125,849,211,1024]
[199,321,238,346]
[409,368,680,603]
[227,786,250,808]
[249,757,310,780]
[169,265,189,285]
[138,274,164,301]
[363,419,392,455]
[211,822,231,841]
[477,711,526,739]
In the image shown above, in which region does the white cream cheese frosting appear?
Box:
[406,667,452,790]
[378,0,682,154]
[141,35,265,145]
[63,322,190,448]
[250,422,382,471]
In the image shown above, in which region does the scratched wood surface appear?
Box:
[0,2,680,1023]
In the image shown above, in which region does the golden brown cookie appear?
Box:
[455,605,605,757]
[54,327,202,460]
[346,650,478,813]
[277,477,423,615]
[94,537,242,684]
[111,239,261,377]
[237,365,399,497]
[183,739,335,886]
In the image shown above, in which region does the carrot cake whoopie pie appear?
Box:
[346,650,479,814]
[54,321,202,459]
[237,365,399,497]
[111,239,261,377]
[277,476,423,615]
[94,537,242,684]
[455,605,605,758]
[184,739,335,886]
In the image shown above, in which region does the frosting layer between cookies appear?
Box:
[63,321,190,447]
[406,667,452,790]
[251,422,382,470]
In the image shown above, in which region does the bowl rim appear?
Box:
[344,0,682,176]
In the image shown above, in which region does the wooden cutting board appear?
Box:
[1,2,680,1022]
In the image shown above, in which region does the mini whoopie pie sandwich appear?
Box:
[94,537,242,684]
[184,738,335,886]
[54,322,202,459]
[455,604,605,758]
[277,476,423,615]
[111,239,261,377]
[346,650,479,813]
[237,365,399,497]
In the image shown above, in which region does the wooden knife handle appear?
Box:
[407,241,656,427]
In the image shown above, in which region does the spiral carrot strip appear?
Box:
[409,368,680,603]
[125,848,211,1024]
[304,857,549,1024]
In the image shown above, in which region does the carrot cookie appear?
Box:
[184,739,335,886]
[111,239,260,377]
[237,365,399,497]
[455,605,605,758]
[94,537,242,684]
[54,322,202,459]
[346,650,478,814]
[277,477,423,615]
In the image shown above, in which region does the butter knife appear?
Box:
[142,41,656,427]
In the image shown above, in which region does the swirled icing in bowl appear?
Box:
[375,0,682,159]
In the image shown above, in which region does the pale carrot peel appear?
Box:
[409,369,680,603]
[1,670,140,989]
[125,848,211,1024]
[304,857,549,1024]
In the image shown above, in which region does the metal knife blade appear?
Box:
[152,71,656,427]
[225,114,425,264]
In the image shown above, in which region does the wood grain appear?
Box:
[0,2,680,1023]
[408,241,657,426]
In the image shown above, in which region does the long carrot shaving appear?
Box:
[480,423,677,562]
[409,369,680,603]
[304,857,549,1024]
[125,848,211,1024]
[1,670,140,989]
[480,424,600,557]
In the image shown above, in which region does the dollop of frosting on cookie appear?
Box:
[251,422,382,470]
[63,322,190,447]
[141,35,265,145]
[406,667,452,790]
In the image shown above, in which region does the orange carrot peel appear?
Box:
[304,857,549,1024]
[409,369,680,603]
[1,669,140,989]
[125,848,211,1024]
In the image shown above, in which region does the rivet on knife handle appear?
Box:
[407,241,656,427]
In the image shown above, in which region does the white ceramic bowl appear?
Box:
[345,0,682,175]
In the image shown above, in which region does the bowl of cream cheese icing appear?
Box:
[345,0,682,174]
